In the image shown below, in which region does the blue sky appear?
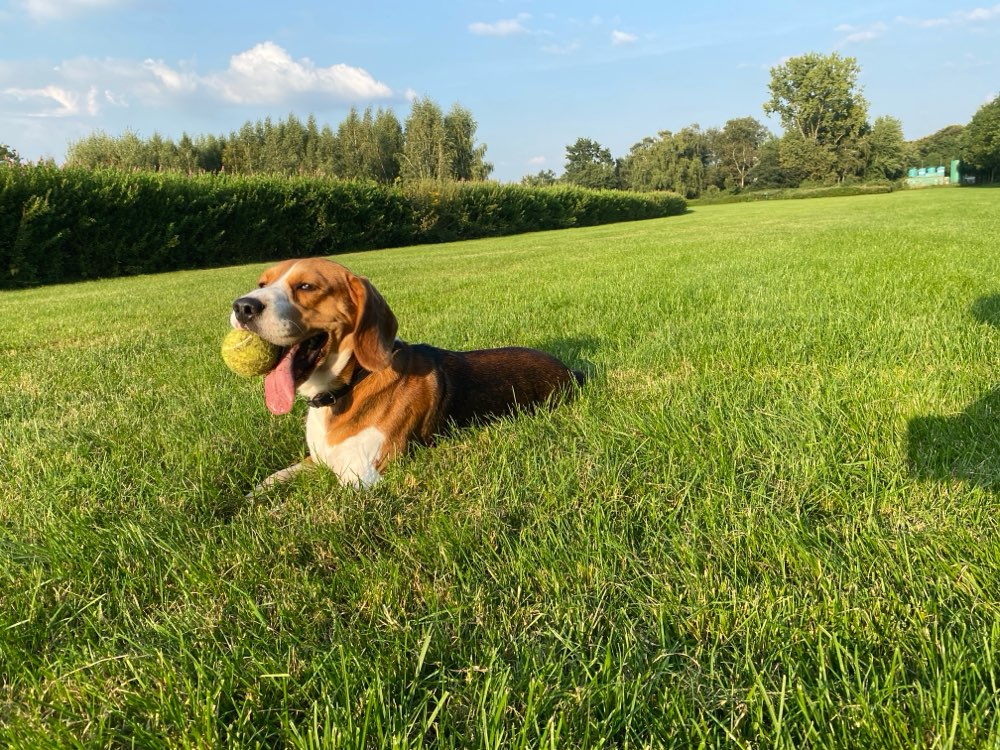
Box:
[1,1,997,181]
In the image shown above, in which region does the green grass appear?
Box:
[2,187,1000,748]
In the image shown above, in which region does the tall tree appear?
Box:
[777,131,837,184]
[399,97,448,182]
[864,115,906,181]
[714,117,770,189]
[370,109,403,183]
[746,137,795,188]
[620,136,667,192]
[563,137,618,189]
[620,126,714,197]
[764,52,870,182]
[908,124,964,167]
[336,107,368,179]
[443,103,492,180]
[175,133,198,173]
[962,94,1000,183]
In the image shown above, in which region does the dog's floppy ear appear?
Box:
[348,274,398,371]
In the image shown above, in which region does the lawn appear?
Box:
[2,187,999,748]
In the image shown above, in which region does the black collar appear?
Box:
[305,342,403,409]
[306,365,371,409]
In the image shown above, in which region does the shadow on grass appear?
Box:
[907,387,1000,490]
[971,294,1000,327]
[906,294,1000,490]
[536,335,601,382]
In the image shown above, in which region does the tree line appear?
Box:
[529,52,1000,195]
[3,51,999,191]
[60,97,493,183]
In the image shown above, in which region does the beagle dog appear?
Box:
[230,257,584,489]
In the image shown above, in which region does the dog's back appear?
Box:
[404,344,584,432]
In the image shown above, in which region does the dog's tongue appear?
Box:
[264,346,296,415]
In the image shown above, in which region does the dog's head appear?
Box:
[230,258,397,414]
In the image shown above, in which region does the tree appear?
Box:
[714,117,770,189]
[908,124,964,168]
[764,52,870,182]
[443,103,492,180]
[175,133,199,173]
[521,169,557,187]
[399,97,448,182]
[777,131,837,184]
[563,137,618,189]
[747,137,795,188]
[864,115,906,181]
[369,109,403,183]
[619,126,714,197]
[335,107,368,179]
[1,143,22,165]
[962,94,1000,183]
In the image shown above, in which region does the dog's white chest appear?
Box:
[306,411,384,488]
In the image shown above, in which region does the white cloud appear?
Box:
[964,5,1000,21]
[0,85,80,116]
[85,85,99,115]
[207,42,392,104]
[142,59,199,94]
[404,88,419,102]
[103,89,127,107]
[895,15,950,28]
[834,21,887,47]
[469,14,531,37]
[527,156,546,165]
[0,42,395,120]
[17,0,127,21]
[897,4,1000,28]
[611,29,637,45]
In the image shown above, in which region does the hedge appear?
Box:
[688,182,898,206]
[0,166,686,287]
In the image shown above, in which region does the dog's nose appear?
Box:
[233,296,265,324]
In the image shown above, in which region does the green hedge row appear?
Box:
[688,182,897,206]
[0,166,686,287]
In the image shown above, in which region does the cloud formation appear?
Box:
[897,4,1000,28]
[0,85,81,116]
[0,41,394,119]
[611,30,637,46]
[207,42,392,104]
[468,14,531,37]
[834,21,887,47]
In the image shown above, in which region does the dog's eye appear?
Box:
[296,283,315,292]
[257,282,266,288]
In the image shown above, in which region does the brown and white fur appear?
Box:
[230,257,584,489]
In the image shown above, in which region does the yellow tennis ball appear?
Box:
[221,328,281,377]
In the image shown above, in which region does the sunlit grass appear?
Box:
[2,187,1000,747]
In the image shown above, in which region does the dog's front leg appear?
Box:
[247,456,315,498]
